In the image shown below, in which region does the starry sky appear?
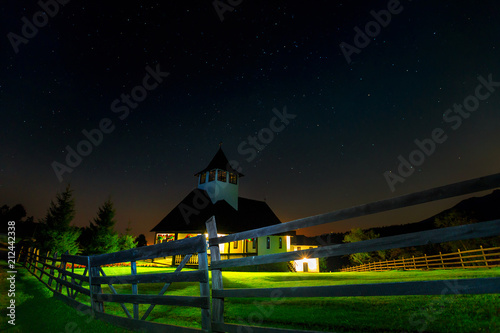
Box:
[2,0,499,244]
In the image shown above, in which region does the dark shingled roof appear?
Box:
[194,147,244,176]
[150,189,282,234]
[293,235,321,246]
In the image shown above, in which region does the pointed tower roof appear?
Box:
[194,147,244,176]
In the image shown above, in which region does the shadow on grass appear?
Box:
[222,276,254,289]
[2,266,131,333]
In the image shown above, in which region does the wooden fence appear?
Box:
[206,172,500,333]
[341,245,500,272]
[16,172,500,332]
[19,235,210,333]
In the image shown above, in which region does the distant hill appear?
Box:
[371,189,500,238]
[315,189,500,271]
[314,189,500,243]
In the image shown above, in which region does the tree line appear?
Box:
[1,185,148,256]
[342,210,500,266]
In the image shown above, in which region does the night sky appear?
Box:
[2,1,499,244]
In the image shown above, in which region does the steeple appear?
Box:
[194,146,243,210]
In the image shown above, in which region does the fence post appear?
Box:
[424,254,429,269]
[412,255,416,269]
[48,252,58,287]
[17,245,27,265]
[40,251,49,280]
[31,248,37,273]
[480,245,489,268]
[28,247,34,272]
[206,216,224,332]
[31,248,36,273]
[88,257,94,316]
[59,251,71,295]
[198,247,211,332]
[131,261,139,319]
[458,249,465,268]
[439,252,445,269]
[25,247,31,270]
[89,259,104,315]
[70,262,76,298]
[36,249,41,273]
[35,248,40,273]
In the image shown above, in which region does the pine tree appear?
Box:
[38,185,81,255]
[119,221,137,251]
[92,198,117,232]
[45,185,76,230]
[119,234,137,251]
[87,198,121,254]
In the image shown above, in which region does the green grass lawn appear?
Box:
[0,261,131,333]
[2,261,499,333]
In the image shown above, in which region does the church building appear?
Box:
[150,146,319,272]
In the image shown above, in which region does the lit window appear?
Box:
[233,241,238,249]
[209,170,216,182]
[157,233,175,243]
[218,170,227,182]
[279,237,282,249]
[229,173,238,184]
[200,172,206,184]
[267,237,270,249]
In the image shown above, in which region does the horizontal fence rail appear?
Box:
[341,245,500,272]
[206,172,500,333]
[88,235,206,266]
[211,219,500,269]
[19,235,211,333]
[213,277,500,298]
[210,172,500,246]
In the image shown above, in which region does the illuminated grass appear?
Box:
[4,261,500,332]
[0,261,130,333]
